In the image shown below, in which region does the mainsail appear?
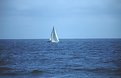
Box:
[50,27,59,43]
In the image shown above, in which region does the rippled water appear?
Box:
[0,39,121,78]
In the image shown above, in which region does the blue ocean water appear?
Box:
[0,39,121,78]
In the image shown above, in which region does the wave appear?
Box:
[0,67,44,76]
[62,67,121,76]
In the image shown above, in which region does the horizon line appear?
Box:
[0,38,121,40]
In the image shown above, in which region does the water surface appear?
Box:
[0,39,121,78]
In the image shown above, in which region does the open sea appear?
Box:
[0,39,121,78]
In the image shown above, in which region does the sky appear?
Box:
[0,0,121,39]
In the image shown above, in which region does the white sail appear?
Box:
[50,27,59,43]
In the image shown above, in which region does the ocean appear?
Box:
[0,39,121,78]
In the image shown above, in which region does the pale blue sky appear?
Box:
[0,0,121,39]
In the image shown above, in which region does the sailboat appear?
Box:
[49,26,59,43]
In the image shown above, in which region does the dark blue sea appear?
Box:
[0,39,121,78]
